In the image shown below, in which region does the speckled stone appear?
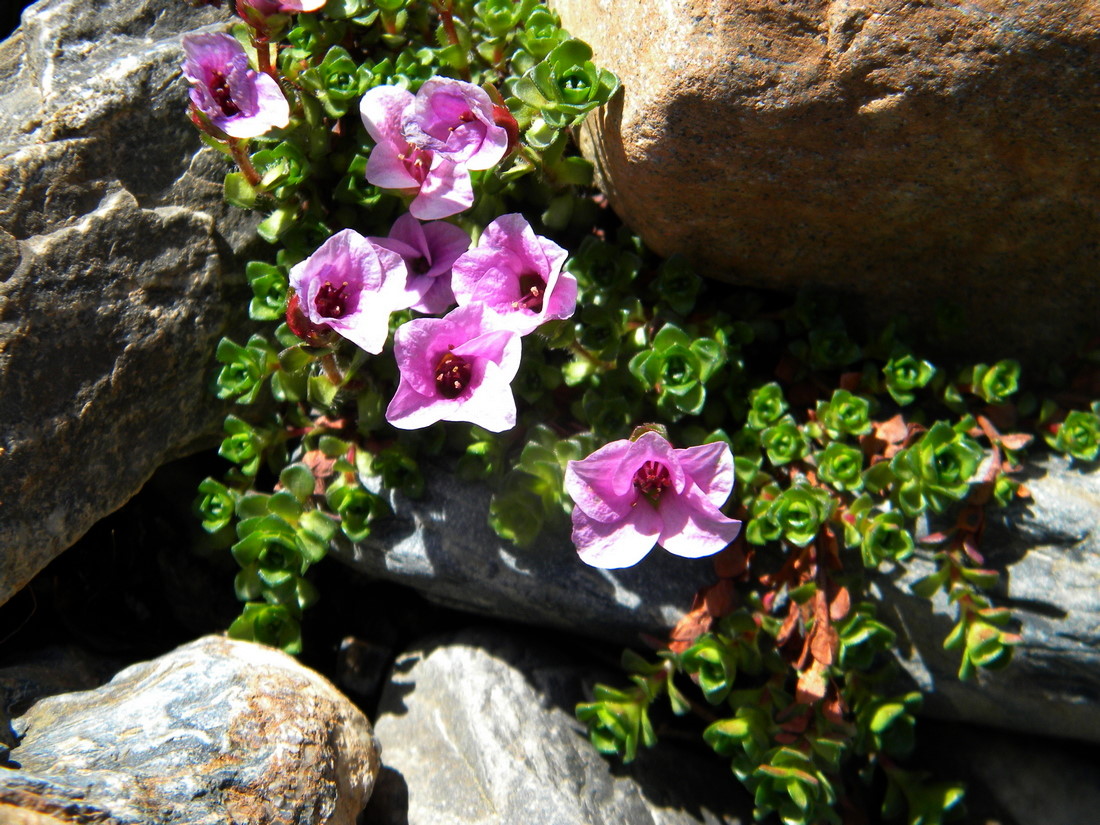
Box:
[0,636,381,825]
[551,0,1100,359]
[0,0,258,608]
[337,454,1100,743]
[367,627,751,825]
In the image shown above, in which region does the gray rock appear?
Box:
[880,452,1100,743]
[367,627,750,825]
[338,454,1100,743]
[334,463,719,646]
[0,635,381,825]
[0,0,261,608]
[916,719,1100,825]
[0,646,116,762]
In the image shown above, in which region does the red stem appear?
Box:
[229,139,262,187]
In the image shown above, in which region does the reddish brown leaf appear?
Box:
[810,622,839,667]
[999,432,1034,451]
[667,580,735,653]
[300,449,337,495]
[876,413,909,444]
[918,530,952,545]
[713,544,750,579]
[775,601,801,648]
[828,585,851,622]
[983,403,1019,433]
[795,660,828,705]
[779,708,811,734]
[823,692,847,726]
[703,579,736,620]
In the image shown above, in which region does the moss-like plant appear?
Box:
[180,2,1100,822]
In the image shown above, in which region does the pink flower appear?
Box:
[370,214,471,315]
[360,86,473,220]
[406,78,510,170]
[386,304,521,432]
[182,33,289,139]
[287,229,412,354]
[564,432,742,569]
[451,214,576,335]
[237,0,325,15]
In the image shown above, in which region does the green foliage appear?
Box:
[1047,407,1100,461]
[183,2,1100,823]
[890,422,984,516]
[969,359,1021,405]
[513,38,620,130]
[883,352,935,406]
[628,323,726,420]
[214,335,277,404]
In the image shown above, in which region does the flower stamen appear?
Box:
[434,351,471,399]
[633,460,672,506]
[511,272,545,312]
[315,281,351,318]
[210,71,240,117]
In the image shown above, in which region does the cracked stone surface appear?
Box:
[0,0,258,608]
[550,0,1100,359]
[337,453,1100,742]
[0,636,381,825]
[367,627,751,825]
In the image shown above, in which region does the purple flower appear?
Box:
[370,214,471,315]
[564,431,742,569]
[237,0,325,15]
[360,85,473,220]
[386,303,521,432]
[182,33,289,139]
[451,214,576,335]
[287,229,412,354]
[406,78,510,170]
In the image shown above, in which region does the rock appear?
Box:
[0,0,260,608]
[334,463,719,646]
[336,454,1100,743]
[0,635,380,825]
[366,627,751,825]
[915,719,1100,825]
[550,0,1100,359]
[881,452,1100,743]
[0,646,117,763]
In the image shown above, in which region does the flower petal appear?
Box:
[564,440,636,522]
[572,506,661,569]
[675,441,735,507]
[386,381,449,430]
[615,431,686,497]
[656,488,742,558]
[442,358,517,432]
[409,159,473,220]
[360,85,414,147]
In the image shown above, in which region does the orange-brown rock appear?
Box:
[552,0,1100,357]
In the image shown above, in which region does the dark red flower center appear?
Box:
[434,351,471,399]
[410,255,431,276]
[633,460,671,505]
[210,71,240,117]
[315,281,352,319]
[399,143,433,185]
[513,272,545,313]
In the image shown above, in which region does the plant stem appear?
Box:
[229,139,262,187]
[321,352,344,387]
